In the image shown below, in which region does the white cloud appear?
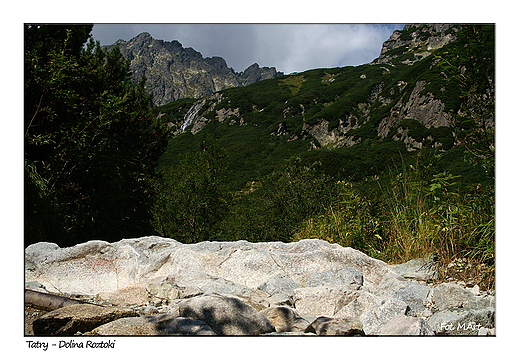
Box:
[92,24,404,74]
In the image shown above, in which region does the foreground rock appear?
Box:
[32,304,137,336]
[260,306,310,333]
[294,286,357,317]
[305,316,364,336]
[359,297,409,335]
[378,315,435,335]
[178,295,275,335]
[90,315,216,335]
[25,237,393,296]
[25,237,495,336]
[427,307,495,335]
[388,253,439,281]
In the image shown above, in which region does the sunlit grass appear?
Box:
[293,160,495,290]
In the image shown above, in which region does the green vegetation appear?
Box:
[280,75,305,95]
[223,158,336,243]
[294,150,494,289]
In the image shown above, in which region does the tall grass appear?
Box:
[379,160,463,262]
[293,156,495,289]
[294,180,384,259]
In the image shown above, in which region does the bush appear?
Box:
[294,180,383,258]
[225,158,336,242]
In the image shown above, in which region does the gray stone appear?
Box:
[178,294,275,335]
[169,241,286,290]
[465,295,495,310]
[165,300,183,317]
[147,281,181,304]
[24,242,60,270]
[171,272,252,297]
[257,276,302,296]
[25,281,48,292]
[265,239,392,292]
[25,239,149,295]
[228,289,270,312]
[374,271,407,298]
[142,305,159,315]
[469,284,480,296]
[359,297,409,335]
[267,293,294,307]
[263,331,317,336]
[90,315,216,335]
[378,314,435,335]
[427,307,495,335]
[299,312,318,325]
[174,284,204,299]
[293,286,357,317]
[25,238,395,297]
[478,327,495,336]
[305,316,364,336]
[388,253,439,281]
[332,290,383,319]
[32,303,137,336]
[304,267,363,291]
[391,282,431,316]
[95,283,149,306]
[260,306,310,333]
[431,282,476,311]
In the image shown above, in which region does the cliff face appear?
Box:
[105,32,283,106]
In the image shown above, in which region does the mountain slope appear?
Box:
[105,32,283,106]
[155,24,494,190]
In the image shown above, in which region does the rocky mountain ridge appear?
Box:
[158,24,469,152]
[105,32,283,106]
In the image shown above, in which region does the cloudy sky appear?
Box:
[91,24,404,74]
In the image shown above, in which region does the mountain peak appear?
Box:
[105,33,282,105]
[374,24,459,65]
[135,31,153,40]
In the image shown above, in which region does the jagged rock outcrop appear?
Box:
[25,236,495,336]
[105,32,283,106]
[374,24,459,65]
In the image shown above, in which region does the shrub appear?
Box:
[225,158,336,242]
[294,180,383,258]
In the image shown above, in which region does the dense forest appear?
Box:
[24,24,494,289]
[24,25,168,245]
